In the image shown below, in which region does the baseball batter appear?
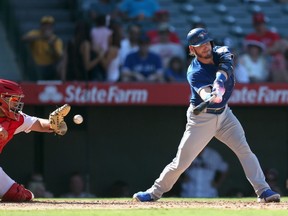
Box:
[0,79,70,202]
[133,28,280,203]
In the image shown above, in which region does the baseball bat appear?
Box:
[192,95,216,115]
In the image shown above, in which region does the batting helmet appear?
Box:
[187,28,213,47]
[0,79,24,121]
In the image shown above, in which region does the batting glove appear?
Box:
[212,72,226,103]
[212,82,225,103]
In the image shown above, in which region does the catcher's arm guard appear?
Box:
[49,104,71,135]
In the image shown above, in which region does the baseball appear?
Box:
[73,114,83,124]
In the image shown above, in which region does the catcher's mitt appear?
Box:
[49,104,71,135]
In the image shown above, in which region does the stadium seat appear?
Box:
[187,15,202,25]
[158,0,288,46]
[248,4,262,13]
[222,15,237,25]
[214,4,228,14]
[180,4,195,14]
[229,25,245,37]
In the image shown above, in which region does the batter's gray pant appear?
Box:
[147,105,270,199]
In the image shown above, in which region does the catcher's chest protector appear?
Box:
[0,116,24,153]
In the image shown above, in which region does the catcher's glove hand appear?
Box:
[49,104,71,135]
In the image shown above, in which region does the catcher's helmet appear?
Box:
[0,79,24,120]
[187,28,213,47]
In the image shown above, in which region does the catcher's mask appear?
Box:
[187,27,213,47]
[0,79,24,121]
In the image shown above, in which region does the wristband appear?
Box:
[215,72,227,83]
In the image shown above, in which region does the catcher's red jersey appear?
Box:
[0,116,24,153]
[0,113,37,153]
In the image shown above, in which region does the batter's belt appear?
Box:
[205,106,225,114]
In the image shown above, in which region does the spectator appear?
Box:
[180,147,228,198]
[234,53,250,84]
[106,180,131,197]
[88,0,119,22]
[245,12,288,82]
[235,40,270,83]
[119,23,141,66]
[149,23,186,68]
[90,14,112,54]
[22,16,63,80]
[27,173,53,198]
[164,56,186,82]
[283,48,288,79]
[60,20,105,81]
[61,172,96,198]
[147,10,181,44]
[264,168,283,195]
[117,0,160,22]
[226,187,245,198]
[121,34,164,82]
[101,20,122,82]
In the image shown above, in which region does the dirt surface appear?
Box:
[0,200,287,210]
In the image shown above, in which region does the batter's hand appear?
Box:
[212,82,225,103]
[0,127,8,141]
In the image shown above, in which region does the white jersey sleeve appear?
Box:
[14,112,38,134]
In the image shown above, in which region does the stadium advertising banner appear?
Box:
[20,82,288,106]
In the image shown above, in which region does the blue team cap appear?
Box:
[187,28,213,47]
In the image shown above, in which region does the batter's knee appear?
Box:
[169,158,192,173]
[233,143,254,158]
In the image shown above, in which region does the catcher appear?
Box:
[0,79,70,202]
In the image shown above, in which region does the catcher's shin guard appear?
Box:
[1,183,34,202]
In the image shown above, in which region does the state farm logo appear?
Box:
[65,85,148,103]
[38,84,148,104]
[39,86,63,102]
[230,86,288,104]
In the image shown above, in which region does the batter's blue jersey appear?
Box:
[187,46,235,108]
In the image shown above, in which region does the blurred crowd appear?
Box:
[21,0,288,83]
[26,171,131,198]
[25,164,283,198]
